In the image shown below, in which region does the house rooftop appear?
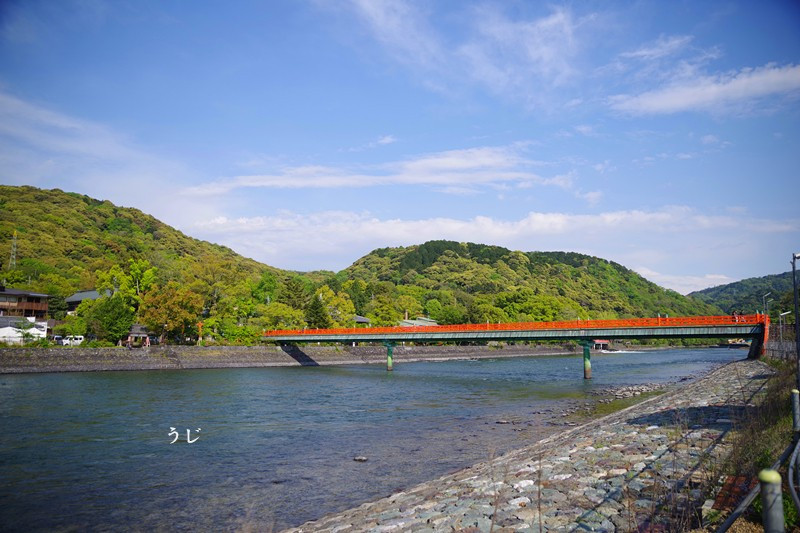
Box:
[65,289,111,303]
[0,286,50,298]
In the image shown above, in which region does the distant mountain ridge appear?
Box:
[341,240,721,322]
[689,271,794,315]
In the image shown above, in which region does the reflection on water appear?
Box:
[0,347,745,531]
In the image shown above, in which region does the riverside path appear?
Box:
[263,314,770,378]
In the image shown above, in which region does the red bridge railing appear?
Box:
[263,314,768,338]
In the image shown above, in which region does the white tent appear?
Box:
[0,316,47,345]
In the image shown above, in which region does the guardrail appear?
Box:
[263,314,767,338]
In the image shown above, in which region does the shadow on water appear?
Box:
[280,344,319,366]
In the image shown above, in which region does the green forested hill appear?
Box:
[689,271,794,316]
[0,186,721,345]
[0,185,280,294]
[339,240,721,326]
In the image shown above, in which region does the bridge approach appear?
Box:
[262,314,770,379]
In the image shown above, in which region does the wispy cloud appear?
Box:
[620,35,693,61]
[344,134,398,152]
[0,88,218,227]
[348,0,444,70]
[344,1,585,107]
[458,5,579,101]
[185,144,569,195]
[610,63,800,114]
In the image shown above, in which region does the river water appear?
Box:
[0,347,745,531]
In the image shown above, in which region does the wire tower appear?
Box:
[8,230,17,270]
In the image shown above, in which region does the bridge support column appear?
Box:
[581,341,592,379]
[384,342,395,371]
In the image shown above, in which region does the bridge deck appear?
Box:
[262,315,767,344]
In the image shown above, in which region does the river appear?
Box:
[0,347,745,531]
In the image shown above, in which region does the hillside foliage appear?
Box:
[689,271,795,318]
[1,186,722,344]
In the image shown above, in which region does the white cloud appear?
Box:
[190,206,797,291]
[700,134,719,145]
[610,63,800,114]
[634,267,734,295]
[592,160,614,174]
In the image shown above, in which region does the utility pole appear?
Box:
[792,253,800,391]
[8,230,17,270]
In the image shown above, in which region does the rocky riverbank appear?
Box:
[284,358,772,532]
[0,343,580,373]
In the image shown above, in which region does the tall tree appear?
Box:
[279,277,309,310]
[305,293,332,329]
[139,282,204,343]
[85,295,135,343]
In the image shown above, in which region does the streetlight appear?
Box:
[763,292,771,315]
[792,253,800,390]
[780,310,791,344]
[767,298,774,318]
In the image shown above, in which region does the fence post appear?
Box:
[759,469,785,533]
[793,390,800,434]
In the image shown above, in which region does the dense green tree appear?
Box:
[139,282,204,343]
[128,258,157,296]
[258,302,307,330]
[84,295,135,343]
[279,277,309,310]
[342,279,369,315]
[54,314,87,337]
[252,271,279,304]
[316,285,356,327]
[395,294,423,320]
[366,295,402,326]
[305,294,333,329]
[48,295,68,320]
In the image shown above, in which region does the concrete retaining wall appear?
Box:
[0,343,581,374]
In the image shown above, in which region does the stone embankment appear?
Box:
[0,343,579,373]
[284,359,772,532]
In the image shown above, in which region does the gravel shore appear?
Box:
[284,358,772,532]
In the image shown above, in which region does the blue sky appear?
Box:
[1,0,798,293]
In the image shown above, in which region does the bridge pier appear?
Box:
[384,342,395,371]
[581,341,592,379]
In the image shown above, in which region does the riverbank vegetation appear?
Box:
[1,186,721,345]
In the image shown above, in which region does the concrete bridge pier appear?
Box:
[581,340,592,379]
[384,342,395,371]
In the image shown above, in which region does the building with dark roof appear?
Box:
[65,289,111,313]
[0,285,50,319]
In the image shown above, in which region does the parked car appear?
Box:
[62,335,84,346]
